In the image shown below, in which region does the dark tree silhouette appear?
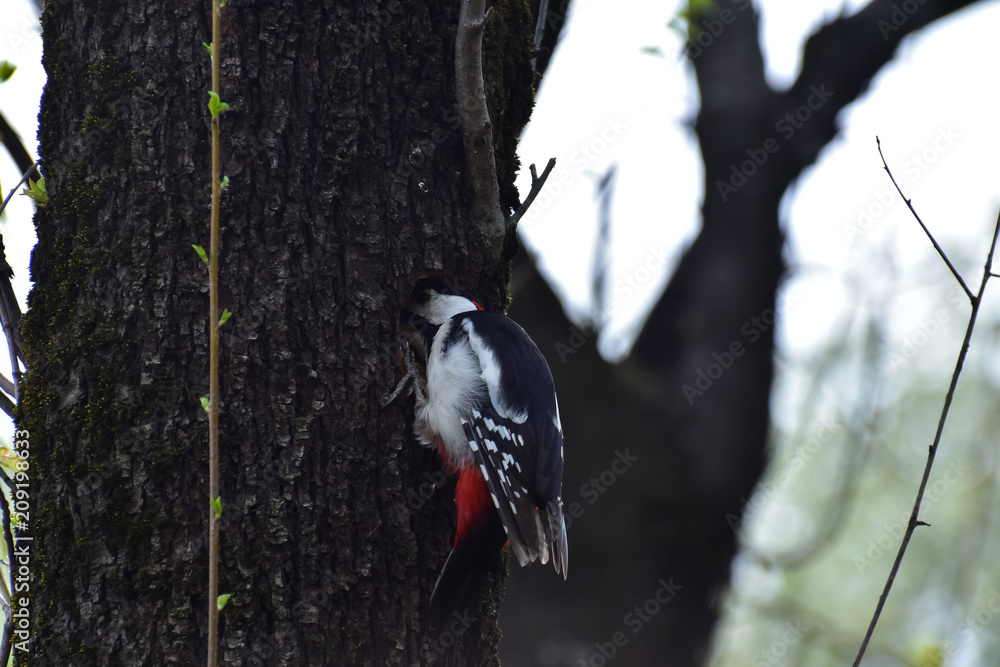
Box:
[499,1,986,665]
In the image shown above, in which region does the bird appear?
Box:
[395,277,568,626]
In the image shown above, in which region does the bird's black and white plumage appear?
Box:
[399,278,567,624]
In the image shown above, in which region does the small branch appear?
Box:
[508,158,556,230]
[0,301,22,402]
[852,209,1000,665]
[531,0,550,72]
[876,137,974,302]
[0,159,37,404]
[590,164,616,326]
[0,374,15,399]
[455,0,505,246]
[0,159,41,219]
[0,391,15,421]
[532,0,549,51]
[0,113,40,186]
[207,1,222,665]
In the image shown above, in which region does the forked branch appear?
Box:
[455,1,555,253]
[508,158,556,229]
[877,137,974,302]
[852,145,1000,666]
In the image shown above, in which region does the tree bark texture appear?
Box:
[19,0,534,664]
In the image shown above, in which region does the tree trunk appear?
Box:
[19,1,533,664]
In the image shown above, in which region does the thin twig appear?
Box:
[852,209,1000,665]
[508,157,556,230]
[0,392,15,421]
[531,0,550,72]
[208,0,222,664]
[0,374,15,399]
[0,112,41,187]
[876,137,974,301]
[0,300,21,402]
[0,161,34,411]
[590,164,616,326]
[0,159,41,219]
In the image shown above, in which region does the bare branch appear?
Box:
[0,159,40,219]
[853,208,1000,665]
[208,2,223,664]
[0,113,40,186]
[0,374,14,399]
[531,0,550,72]
[0,391,15,421]
[0,159,36,400]
[0,302,24,402]
[784,0,982,173]
[455,1,505,247]
[877,137,974,301]
[508,158,555,230]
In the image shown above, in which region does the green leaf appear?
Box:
[192,244,208,264]
[202,42,213,59]
[208,91,229,119]
[0,61,16,83]
[221,0,230,6]
[671,0,716,40]
[210,496,222,518]
[21,178,47,208]
[217,593,232,611]
[667,17,686,37]
[220,175,230,190]
[200,396,210,412]
[219,309,232,327]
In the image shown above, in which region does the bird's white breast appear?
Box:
[414,319,485,470]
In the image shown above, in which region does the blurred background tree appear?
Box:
[499,1,1000,666]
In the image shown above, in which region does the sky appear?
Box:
[515,0,1000,364]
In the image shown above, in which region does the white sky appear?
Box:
[516,0,1000,362]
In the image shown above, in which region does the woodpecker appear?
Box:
[398,277,568,625]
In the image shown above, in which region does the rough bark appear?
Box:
[18,0,534,664]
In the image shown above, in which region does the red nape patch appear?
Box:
[454,469,492,547]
